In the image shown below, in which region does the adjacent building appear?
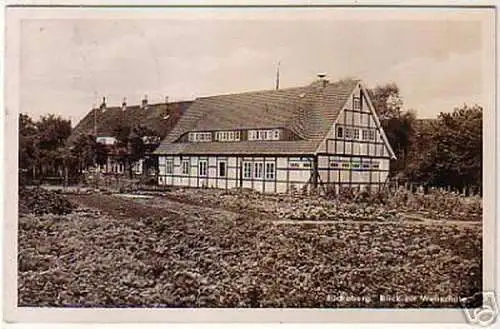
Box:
[153,77,396,194]
[69,96,193,176]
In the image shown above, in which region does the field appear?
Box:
[18,187,482,308]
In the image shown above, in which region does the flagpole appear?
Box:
[275,61,280,90]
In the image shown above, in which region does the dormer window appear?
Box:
[188,132,212,142]
[248,129,280,141]
[215,131,240,142]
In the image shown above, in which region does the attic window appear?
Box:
[189,132,212,142]
[248,129,280,141]
[215,131,240,142]
[353,97,361,110]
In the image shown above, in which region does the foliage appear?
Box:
[369,83,482,192]
[111,123,161,177]
[19,114,38,172]
[368,83,416,175]
[406,105,482,192]
[19,114,73,181]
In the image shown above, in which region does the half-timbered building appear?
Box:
[154,77,396,193]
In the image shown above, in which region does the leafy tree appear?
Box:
[368,83,403,120]
[33,114,72,177]
[71,133,109,172]
[418,105,482,193]
[19,114,37,170]
[36,114,72,151]
[19,114,39,183]
[128,125,160,177]
[368,83,416,176]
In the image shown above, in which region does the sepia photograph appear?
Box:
[3,3,497,324]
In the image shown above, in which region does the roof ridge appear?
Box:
[196,85,312,100]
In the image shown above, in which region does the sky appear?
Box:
[18,8,493,125]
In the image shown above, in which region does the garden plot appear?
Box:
[158,188,482,222]
[18,192,482,308]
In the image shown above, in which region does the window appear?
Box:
[372,161,380,169]
[199,160,208,176]
[329,161,339,168]
[362,129,369,140]
[344,127,353,139]
[189,132,212,142]
[337,126,343,138]
[369,129,376,141]
[265,162,275,180]
[341,161,350,169]
[254,162,264,178]
[342,127,360,140]
[216,131,241,142]
[353,128,360,140]
[273,130,280,140]
[353,97,361,110]
[243,162,252,178]
[166,160,174,174]
[362,129,376,141]
[248,129,280,141]
[362,162,370,169]
[218,161,227,177]
[289,162,300,168]
[182,160,190,175]
[303,162,311,168]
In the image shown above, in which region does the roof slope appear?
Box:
[155,79,359,155]
[69,100,193,144]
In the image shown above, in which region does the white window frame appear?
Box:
[199,160,208,177]
[189,132,212,142]
[181,160,190,175]
[254,162,264,178]
[353,97,361,110]
[265,162,275,180]
[353,128,360,140]
[243,162,252,178]
[166,160,174,174]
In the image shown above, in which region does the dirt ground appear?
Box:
[18,191,482,308]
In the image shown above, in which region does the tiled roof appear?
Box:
[154,79,359,155]
[69,100,193,144]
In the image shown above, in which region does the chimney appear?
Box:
[100,96,107,109]
[121,97,127,111]
[317,73,329,88]
[141,95,148,108]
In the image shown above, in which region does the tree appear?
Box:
[35,114,72,177]
[71,133,100,172]
[405,104,482,193]
[368,83,416,176]
[128,125,160,178]
[431,105,482,192]
[368,83,403,120]
[19,114,38,182]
